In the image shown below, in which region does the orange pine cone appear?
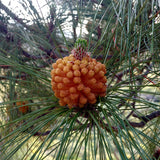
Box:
[51,39,107,108]
[16,101,29,114]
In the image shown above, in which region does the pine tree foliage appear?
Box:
[0,0,160,159]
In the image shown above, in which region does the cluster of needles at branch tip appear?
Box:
[51,39,107,108]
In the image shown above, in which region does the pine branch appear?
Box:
[100,110,160,134]
[33,130,51,136]
[128,111,160,128]
[21,49,49,60]
[0,1,32,31]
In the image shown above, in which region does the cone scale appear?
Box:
[51,39,107,108]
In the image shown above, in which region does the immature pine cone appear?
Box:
[51,39,107,108]
[16,101,29,113]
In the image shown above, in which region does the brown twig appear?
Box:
[99,119,119,133]
[0,65,12,69]
[126,101,136,119]
[128,111,160,128]
[100,110,160,134]
[33,130,51,136]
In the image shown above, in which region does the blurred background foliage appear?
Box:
[0,0,160,159]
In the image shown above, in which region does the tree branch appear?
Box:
[0,1,33,31]
[25,110,160,137]
[33,130,51,136]
[21,49,49,60]
[128,111,160,128]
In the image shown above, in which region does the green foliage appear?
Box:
[0,0,160,159]
[74,38,87,50]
